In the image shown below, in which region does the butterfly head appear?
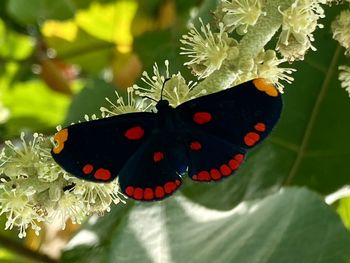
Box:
[156,99,170,111]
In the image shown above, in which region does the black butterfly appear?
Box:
[51,78,282,201]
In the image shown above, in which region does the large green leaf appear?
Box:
[6,0,75,25]
[181,3,350,209]
[61,187,350,263]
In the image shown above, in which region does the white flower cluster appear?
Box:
[233,49,296,93]
[276,0,325,61]
[339,65,350,96]
[133,60,201,107]
[180,19,239,79]
[180,0,298,91]
[0,133,124,238]
[332,10,350,56]
[215,0,265,34]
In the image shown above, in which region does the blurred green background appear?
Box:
[1,0,350,262]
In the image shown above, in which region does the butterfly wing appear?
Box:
[51,112,157,183]
[185,130,246,181]
[177,79,282,149]
[176,79,282,180]
[118,134,187,201]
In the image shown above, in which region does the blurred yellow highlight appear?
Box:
[42,20,78,42]
[76,1,138,53]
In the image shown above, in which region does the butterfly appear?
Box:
[51,78,282,201]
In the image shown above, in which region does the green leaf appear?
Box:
[182,3,350,209]
[44,28,114,75]
[336,195,350,230]
[62,188,350,263]
[7,0,75,25]
[0,19,34,60]
[64,78,117,125]
[1,79,70,138]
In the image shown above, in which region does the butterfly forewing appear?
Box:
[51,112,156,183]
[175,79,282,150]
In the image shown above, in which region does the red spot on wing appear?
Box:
[228,159,239,170]
[144,188,154,200]
[210,169,221,180]
[244,132,260,146]
[125,126,144,140]
[197,171,211,181]
[229,154,245,170]
[191,152,245,182]
[133,188,143,200]
[94,168,111,181]
[153,151,164,162]
[125,180,182,201]
[82,164,94,174]
[255,122,266,132]
[220,164,232,176]
[125,186,134,196]
[164,182,176,194]
[193,112,212,125]
[235,154,244,163]
[190,141,202,151]
[155,186,165,198]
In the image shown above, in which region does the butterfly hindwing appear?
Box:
[118,134,188,201]
[176,79,282,150]
[51,112,156,183]
[185,130,246,181]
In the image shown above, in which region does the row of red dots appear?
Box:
[244,122,266,147]
[192,153,244,181]
[82,164,111,181]
[125,179,181,200]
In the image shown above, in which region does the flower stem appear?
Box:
[237,0,294,67]
[194,0,295,93]
[0,234,57,263]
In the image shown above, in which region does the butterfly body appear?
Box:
[52,79,282,201]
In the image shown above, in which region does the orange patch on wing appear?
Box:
[53,128,69,154]
[252,78,278,97]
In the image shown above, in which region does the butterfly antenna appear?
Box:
[161,78,171,101]
[141,95,158,103]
